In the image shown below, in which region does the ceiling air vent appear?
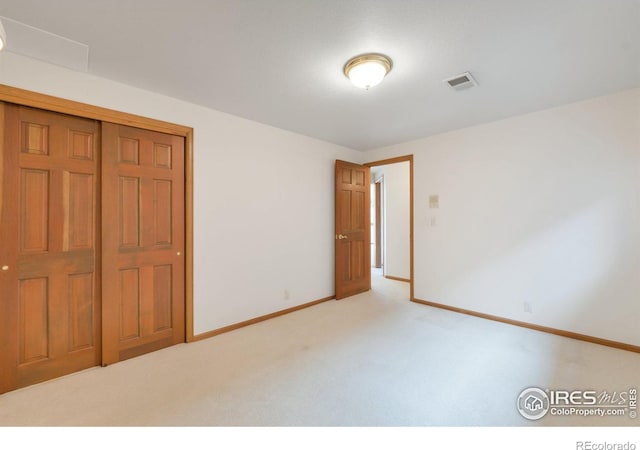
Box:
[444,71,477,90]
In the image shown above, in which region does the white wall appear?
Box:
[0,51,361,335]
[371,162,410,279]
[366,88,640,346]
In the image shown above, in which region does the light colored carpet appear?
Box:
[1,272,638,426]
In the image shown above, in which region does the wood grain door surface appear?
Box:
[335,160,371,299]
[101,123,185,365]
[0,104,101,393]
[0,107,186,394]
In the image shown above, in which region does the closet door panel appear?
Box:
[0,104,101,394]
[102,123,185,365]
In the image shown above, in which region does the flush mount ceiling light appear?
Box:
[344,53,392,89]
[0,19,6,51]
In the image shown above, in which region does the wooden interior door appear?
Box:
[374,178,382,269]
[335,160,371,299]
[101,123,185,365]
[0,104,101,394]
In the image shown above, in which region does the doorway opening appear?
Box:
[371,175,383,271]
[364,156,413,300]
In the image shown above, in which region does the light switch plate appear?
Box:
[429,195,439,208]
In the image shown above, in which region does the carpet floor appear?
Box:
[1,273,638,426]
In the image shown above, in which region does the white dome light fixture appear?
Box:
[0,19,6,52]
[344,53,392,90]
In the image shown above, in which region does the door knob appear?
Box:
[336,234,348,240]
[1,265,8,271]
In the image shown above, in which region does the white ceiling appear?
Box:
[1,0,639,150]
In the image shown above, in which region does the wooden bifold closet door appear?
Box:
[0,104,185,394]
